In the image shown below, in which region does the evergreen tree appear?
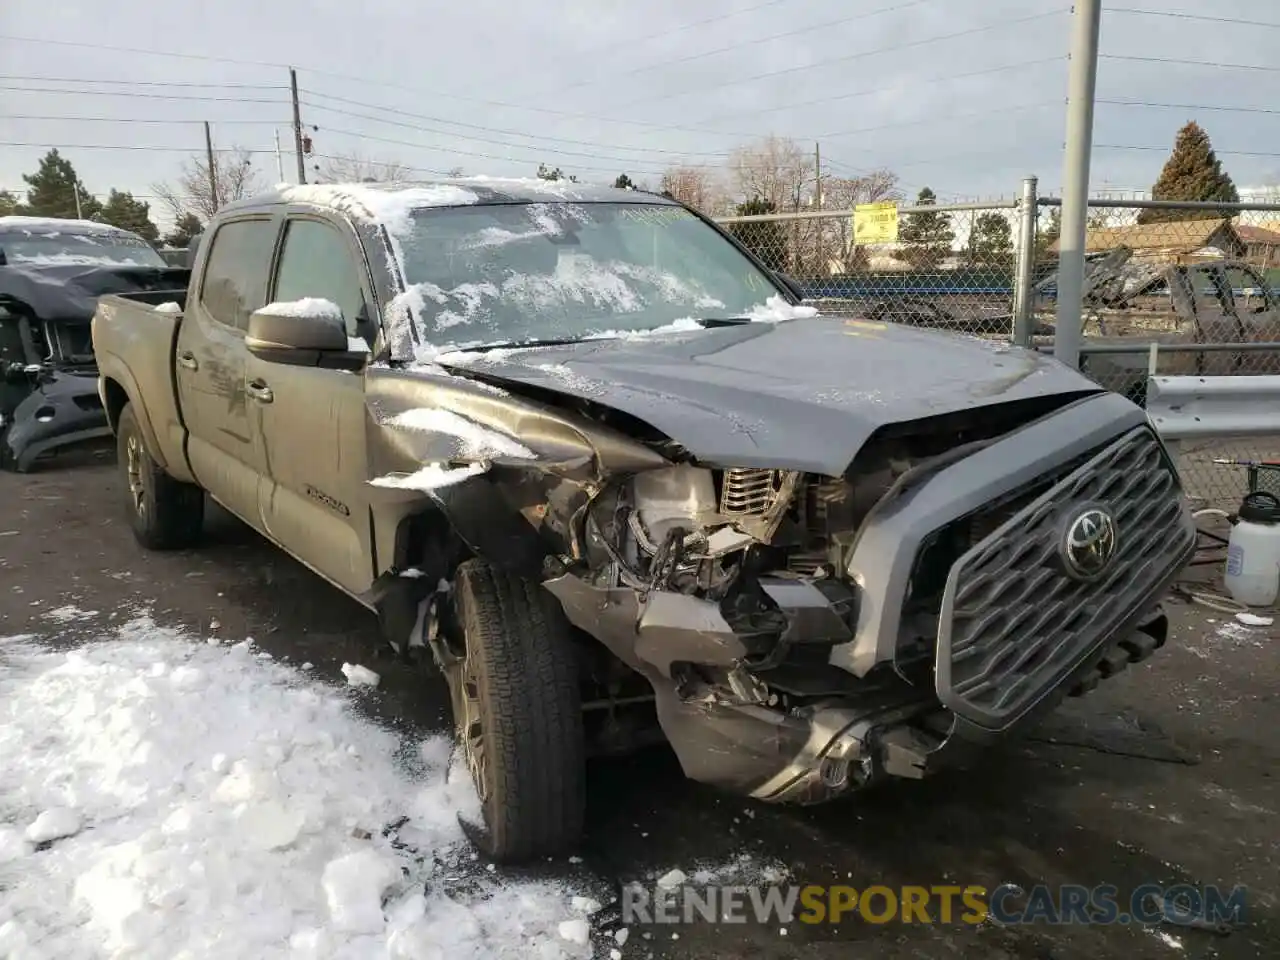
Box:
[21,149,102,220]
[965,212,1013,264]
[613,173,635,190]
[898,186,953,269]
[163,212,204,248]
[536,163,577,183]
[0,190,23,216]
[100,189,159,243]
[729,197,788,272]
[1136,121,1239,224]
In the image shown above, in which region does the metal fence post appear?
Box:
[1011,175,1039,346]
[1054,0,1102,370]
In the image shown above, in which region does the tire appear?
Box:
[117,402,204,550]
[447,558,586,863]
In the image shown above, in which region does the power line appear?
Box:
[606,6,1068,112]
[0,141,273,154]
[690,56,1063,127]
[0,32,747,135]
[1104,8,1280,29]
[484,0,800,90]
[1099,99,1280,116]
[0,83,287,104]
[1100,54,1280,73]
[306,124,705,176]
[0,33,287,69]
[535,0,931,97]
[814,100,1058,140]
[299,93,737,158]
[1,115,286,125]
[0,74,287,89]
[1095,144,1280,158]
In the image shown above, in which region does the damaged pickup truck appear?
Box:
[0,216,188,471]
[91,180,1196,862]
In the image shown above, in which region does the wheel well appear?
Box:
[393,507,469,581]
[102,378,130,432]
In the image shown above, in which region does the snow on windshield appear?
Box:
[375,202,812,365]
[0,223,165,267]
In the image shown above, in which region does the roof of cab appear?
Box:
[219,177,680,222]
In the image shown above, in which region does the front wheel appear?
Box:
[444,558,586,863]
[117,402,204,550]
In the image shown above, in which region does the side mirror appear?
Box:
[246,301,356,368]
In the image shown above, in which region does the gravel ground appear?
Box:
[1,446,1276,959]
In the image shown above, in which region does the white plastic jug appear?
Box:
[1224,491,1280,607]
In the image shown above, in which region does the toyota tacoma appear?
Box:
[90,180,1196,862]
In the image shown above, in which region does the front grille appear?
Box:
[935,426,1193,731]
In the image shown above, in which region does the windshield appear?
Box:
[0,230,166,267]
[389,201,786,351]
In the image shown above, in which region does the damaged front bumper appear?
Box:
[1,368,110,472]
[546,394,1196,805]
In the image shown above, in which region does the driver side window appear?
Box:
[272,219,366,334]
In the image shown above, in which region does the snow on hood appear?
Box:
[0,611,591,958]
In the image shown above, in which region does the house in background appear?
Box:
[1236,224,1280,271]
[1050,218,1246,265]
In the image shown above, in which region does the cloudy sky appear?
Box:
[1,0,1276,228]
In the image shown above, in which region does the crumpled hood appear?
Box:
[434,316,1104,475]
[0,263,190,322]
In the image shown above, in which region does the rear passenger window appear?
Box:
[198,218,277,330]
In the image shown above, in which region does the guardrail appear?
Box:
[1145,374,1280,441]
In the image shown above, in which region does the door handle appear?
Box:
[245,379,274,404]
[178,351,198,371]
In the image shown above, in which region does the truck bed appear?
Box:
[91,289,192,479]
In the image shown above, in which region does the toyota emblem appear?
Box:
[1060,505,1119,580]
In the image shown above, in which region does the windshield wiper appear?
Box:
[691,317,752,327]
[446,336,592,353]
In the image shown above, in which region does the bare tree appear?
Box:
[728,136,812,211]
[315,151,413,183]
[821,169,904,272]
[151,145,263,222]
[658,166,726,213]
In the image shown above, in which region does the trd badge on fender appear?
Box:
[304,484,350,517]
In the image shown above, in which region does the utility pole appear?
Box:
[274,129,285,182]
[204,121,220,211]
[289,67,307,184]
[1054,0,1102,370]
[72,180,82,219]
[814,141,823,274]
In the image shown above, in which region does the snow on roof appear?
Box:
[275,183,480,235]
[0,215,133,235]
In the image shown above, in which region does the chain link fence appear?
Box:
[714,188,1280,509]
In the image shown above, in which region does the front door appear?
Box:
[247,214,376,595]
[176,215,278,527]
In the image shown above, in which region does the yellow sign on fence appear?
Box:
[853,202,899,245]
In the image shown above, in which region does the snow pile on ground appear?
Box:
[0,613,588,959]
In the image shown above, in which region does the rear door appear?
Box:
[176,214,279,528]
[247,213,376,595]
